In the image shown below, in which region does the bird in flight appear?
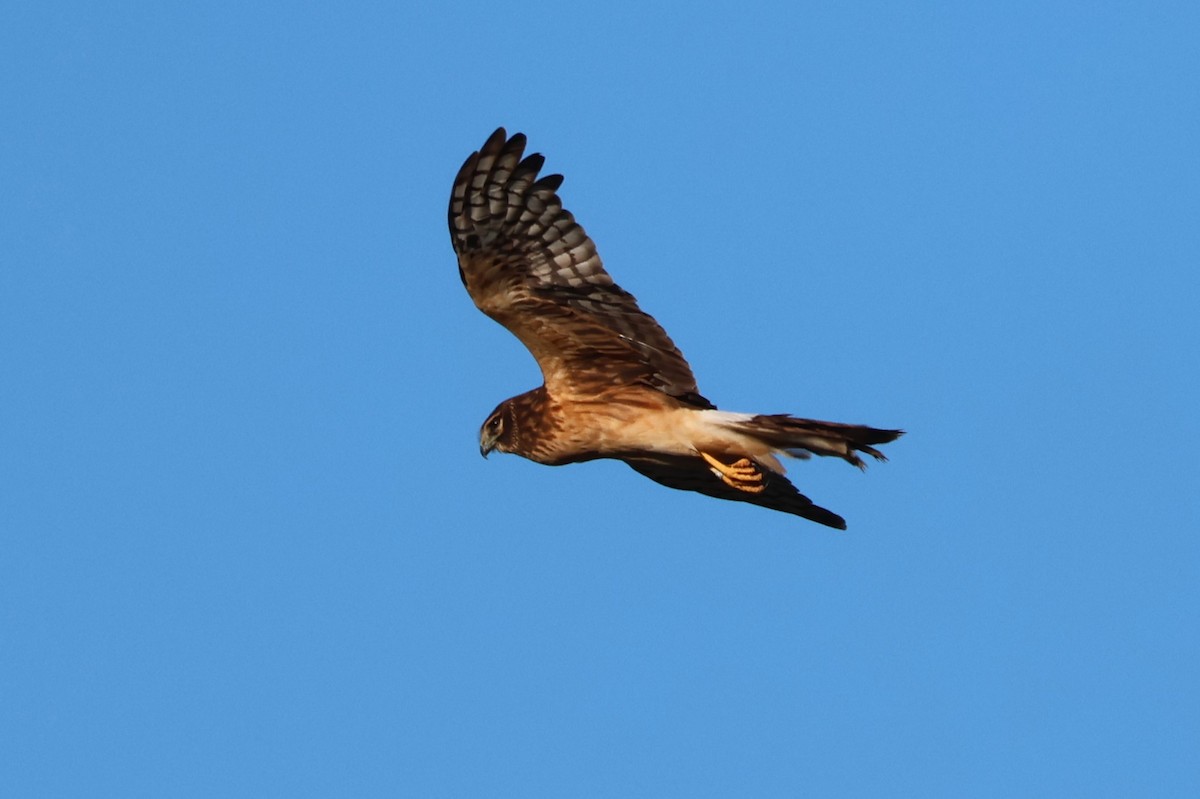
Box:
[449,128,901,528]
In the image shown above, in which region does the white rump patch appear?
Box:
[700,411,756,424]
[686,410,788,475]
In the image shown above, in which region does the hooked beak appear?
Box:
[480,434,497,459]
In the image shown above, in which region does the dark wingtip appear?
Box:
[483,127,509,149]
[517,152,545,175]
[815,509,848,530]
[532,172,564,192]
[788,501,846,529]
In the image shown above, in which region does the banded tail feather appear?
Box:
[729,414,903,469]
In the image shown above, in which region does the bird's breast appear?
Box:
[530,391,698,464]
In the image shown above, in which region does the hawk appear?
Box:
[449,128,901,528]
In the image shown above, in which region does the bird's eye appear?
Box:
[488,415,503,432]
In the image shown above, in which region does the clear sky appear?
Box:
[3,1,1198,796]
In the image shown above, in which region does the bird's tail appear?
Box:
[720,413,903,470]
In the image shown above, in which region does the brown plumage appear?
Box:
[450,128,902,529]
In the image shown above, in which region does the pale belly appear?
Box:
[537,401,766,466]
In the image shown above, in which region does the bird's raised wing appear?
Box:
[448,128,711,408]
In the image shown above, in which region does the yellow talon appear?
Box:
[700,452,767,494]
[721,475,765,493]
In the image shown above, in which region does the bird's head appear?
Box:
[479,400,515,458]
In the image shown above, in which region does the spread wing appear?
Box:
[448,128,712,408]
[623,455,848,529]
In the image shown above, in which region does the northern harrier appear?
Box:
[449,128,901,528]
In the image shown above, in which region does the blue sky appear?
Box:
[3,1,1198,796]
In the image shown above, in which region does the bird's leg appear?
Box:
[699,452,766,494]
